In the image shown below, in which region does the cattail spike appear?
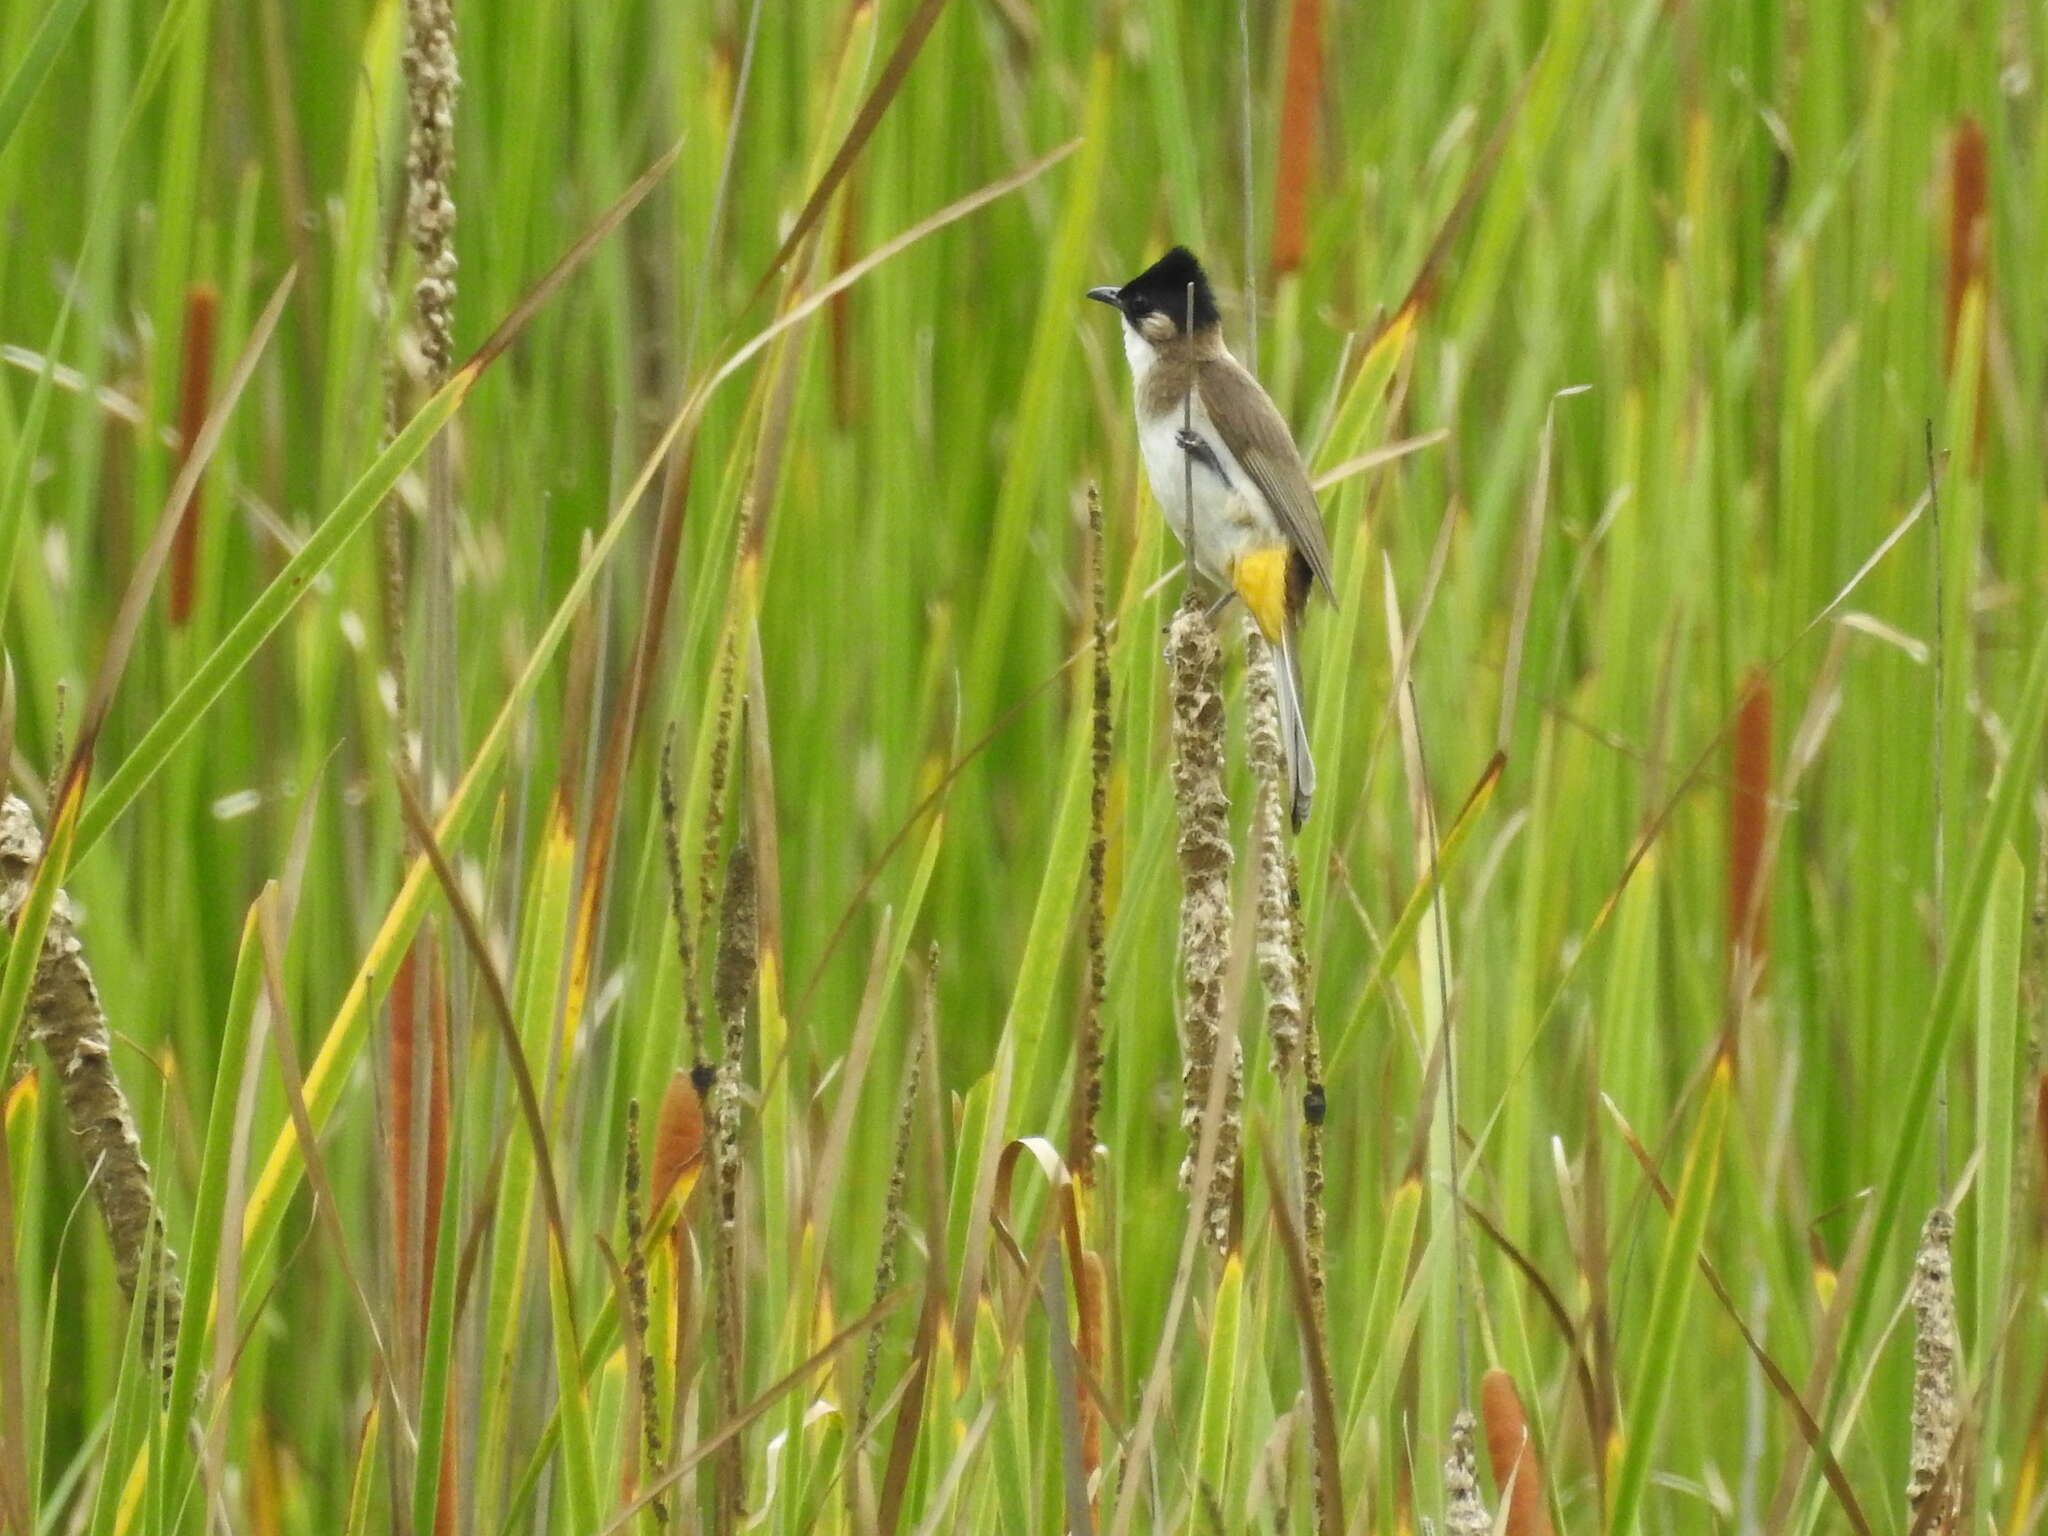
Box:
[0,797,181,1377]
[1072,485,1112,1182]
[622,1100,669,1526]
[659,724,709,1069]
[1167,597,1239,1253]
[1442,1408,1492,1536]
[1907,1206,1962,1528]
[1244,619,1304,1075]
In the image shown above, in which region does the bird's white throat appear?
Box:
[1119,319,1159,386]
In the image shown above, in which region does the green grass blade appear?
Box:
[0,0,90,157]
[1607,1055,1732,1533]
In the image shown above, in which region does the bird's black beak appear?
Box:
[1085,286,1122,309]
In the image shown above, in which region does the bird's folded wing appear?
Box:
[1199,358,1338,604]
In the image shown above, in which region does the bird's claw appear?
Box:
[1174,428,1233,489]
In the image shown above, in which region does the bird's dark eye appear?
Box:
[1127,297,1150,315]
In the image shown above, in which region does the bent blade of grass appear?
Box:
[75,136,684,862]
[74,363,467,863]
[1325,753,1505,1074]
[0,0,201,634]
[1346,1175,1423,1413]
[1827,610,2048,1417]
[599,1291,909,1536]
[342,1401,381,1536]
[1973,847,2024,1449]
[0,0,91,157]
[960,50,1112,719]
[412,149,1093,1532]
[1263,1139,1344,1536]
[473,801,579,1533]
[156,889,270,1521]
[64,268,295,782]
[742,0,952,310]
[1607,1054,1732,1534]
[547,1234,602,1535]
[1600,1094,1871,1534]
[394,766,580,1329]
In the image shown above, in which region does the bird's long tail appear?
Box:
[1273,626,1315,831]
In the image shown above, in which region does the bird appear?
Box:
[1087,246,1336,829]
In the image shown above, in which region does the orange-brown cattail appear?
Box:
[1944,116,1989,464]
[1480,1368,1552,1536]
[650,1067,706,1225]
[1270,0,1324,276]
[167,285,217,627]
[1943,117,1988,375]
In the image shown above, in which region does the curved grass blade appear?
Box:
[1607,1055,1732,1533]
[741,0,952,311]
[1827,610,2048,1416]
[61,268,295,785]
[74,141,682,861]
[1325,753,1504,1073]
[0,0,91,157]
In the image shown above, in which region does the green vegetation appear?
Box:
[0,0,2043,1530]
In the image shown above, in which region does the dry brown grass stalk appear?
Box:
[1166,597,1239,1253]
[1907,1206,1962,1529]
[659,723,709,1070]
[856,959,929,1438]
[623,1099,670,1526]
[1299,965,1330,1530]
[710,837,759,1527]
[698,629,742,966]
[0,796,181,1374]
[1072,485,1112,1182]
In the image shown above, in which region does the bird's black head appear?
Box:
[1085,246,1220,336]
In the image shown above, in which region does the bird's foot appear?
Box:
[1174,428,1232,488]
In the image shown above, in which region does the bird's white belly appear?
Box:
[1135,400,1279,588]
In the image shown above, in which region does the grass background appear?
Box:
[0,0,2044,1530]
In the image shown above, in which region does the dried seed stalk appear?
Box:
[709,838,758,1527]
[1906,1206,1962,1529]
[0,797,181,1374]
[401,0,459,384]
[1298,912,1331,1533]
[623,1100,669,1526]
[856,973,928,1436]
[1167,598,1239,1252]
[697,629,742,967]
[1244,621,1303,1075]
[658,724,708,1070]
[1072,486,1112,1181]
[1442,1407,1492,1536]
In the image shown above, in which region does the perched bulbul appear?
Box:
[1088,246,1335,829]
